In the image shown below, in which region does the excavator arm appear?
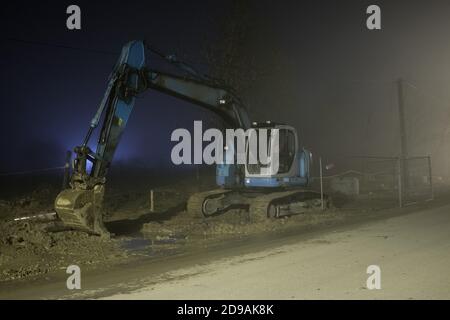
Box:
[55,40,250,236]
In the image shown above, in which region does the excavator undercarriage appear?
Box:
[187,188,327,221]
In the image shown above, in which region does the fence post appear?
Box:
[320,157,324,210]
[428,156,434,200]
[150,189,154,212]
[62,150,72,190]
[397,157,403,208]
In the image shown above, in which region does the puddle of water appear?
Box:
[119,236,186,258]
[121,238,152,251]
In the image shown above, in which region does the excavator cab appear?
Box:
[244,123,311,188]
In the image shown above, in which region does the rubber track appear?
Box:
[186,189,232,218]
[248,190,322,221]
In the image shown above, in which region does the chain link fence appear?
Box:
[318,155,434,208]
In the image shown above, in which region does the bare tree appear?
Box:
[203,1,260,103]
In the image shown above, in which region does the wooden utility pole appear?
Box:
[397,157,403,208]
[397,78,409,196]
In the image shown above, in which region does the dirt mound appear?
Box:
[140,207,337,244]
[0,220,127,282]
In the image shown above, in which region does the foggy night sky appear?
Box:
[1,0,450,177]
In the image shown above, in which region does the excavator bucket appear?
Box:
[54,185,110,238]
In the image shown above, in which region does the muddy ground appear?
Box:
[0,175,440,284]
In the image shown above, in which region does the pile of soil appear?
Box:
[0,219,127,282]
[141,206,346,243]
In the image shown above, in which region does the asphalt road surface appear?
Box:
[106,203,450,299]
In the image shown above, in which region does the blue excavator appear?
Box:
[55,40,321,237]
